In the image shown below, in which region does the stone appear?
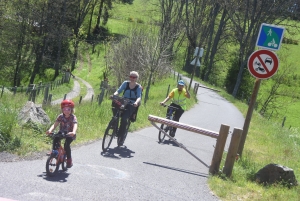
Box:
[255,163,298,186]
[18,101,51,126]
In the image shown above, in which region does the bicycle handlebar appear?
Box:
[110,95,133,109]
[48,132,67,139]
[160,103,178,111]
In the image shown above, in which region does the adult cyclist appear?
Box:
[112,71,142,145]
[160,80,190,137]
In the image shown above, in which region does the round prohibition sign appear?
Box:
[248,49,279,79]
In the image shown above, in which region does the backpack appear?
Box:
[122,81,143,122]
[122,81,143,102]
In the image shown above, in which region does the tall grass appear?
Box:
[208,90,300,201]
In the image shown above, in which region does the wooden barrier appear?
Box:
[148,115,219,138]
[148,115,228,172]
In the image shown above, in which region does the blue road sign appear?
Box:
[256,23,285,51]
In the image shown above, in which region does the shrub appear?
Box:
[136,18,144,24]
[127,17,134,22]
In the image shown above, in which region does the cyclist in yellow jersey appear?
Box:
[160,80,190,137]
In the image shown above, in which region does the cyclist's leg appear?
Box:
[171,104,184,137]
[64,137,73,168]
[118,105,134,137]
[52,137,60,150]
[111,101,118,117]
[64,137,73,159]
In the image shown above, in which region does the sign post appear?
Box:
[238,23,284,157]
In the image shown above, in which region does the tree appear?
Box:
[221,0,298,97]
[106,26,174,104]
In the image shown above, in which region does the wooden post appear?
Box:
[238,78,261,157]
[282,116,286,127]
[195,83,199,94]
[31,89,37,103]
[222,128,243,177]
[13,86,17,95]
[209,124,230,175]
[48,94,52,105]
[0,86,3,98]
[98,88,105,105]
[43,85,49,106]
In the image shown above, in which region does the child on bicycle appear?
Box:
[160,80,190,137]
[46,99,78,168]
[112,71,142,145]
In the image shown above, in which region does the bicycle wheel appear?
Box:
[102,118,117,152]
[117,121,131,146]
[61,154,67,171]
[46,155,59,177]
[158,123,169,142]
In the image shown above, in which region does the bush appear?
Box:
[127,17,134,22]
[136,18,144,24]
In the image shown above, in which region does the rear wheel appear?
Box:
[102,119,117,152]
[118,121,131,146]
[46,155,59,177]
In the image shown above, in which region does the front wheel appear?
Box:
[61,154,67,171]
[102,119,117,152]
[46,155,60,177]
[158,123,169,142]
[118,121,131,146]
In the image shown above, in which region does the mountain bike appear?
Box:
[46,132,68,176]
[102,95,133,152]
[158,104,178,143]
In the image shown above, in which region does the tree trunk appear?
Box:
[144,70,153,105]
[204,7,227,81]
[96,0,105,28]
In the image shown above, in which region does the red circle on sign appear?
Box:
[248,49,279,79]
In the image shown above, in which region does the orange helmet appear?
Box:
[61,99,75,109]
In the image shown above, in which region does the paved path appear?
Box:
[0,77,245,201]
[50,77,94,105]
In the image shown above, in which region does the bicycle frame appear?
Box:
[158,104,178,142]
[46,132,67,176]
[102,96,133,151]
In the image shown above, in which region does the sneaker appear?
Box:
[51,150,59,157]
[67,158,73,168]
[170,131,175,137]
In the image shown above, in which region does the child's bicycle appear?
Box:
[102,95,133,152]
[46,132,68,176]
[158,104,178,142]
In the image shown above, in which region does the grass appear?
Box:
[206,86,300,201]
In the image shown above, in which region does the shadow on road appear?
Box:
[159,139,179,147]
[101,146,135,159]
[38,171,70,182]
[143,162,209,178]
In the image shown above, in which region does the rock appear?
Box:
[18,101,51,126]
[255,163,298,186]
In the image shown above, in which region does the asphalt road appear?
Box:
[0,78,245,201]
